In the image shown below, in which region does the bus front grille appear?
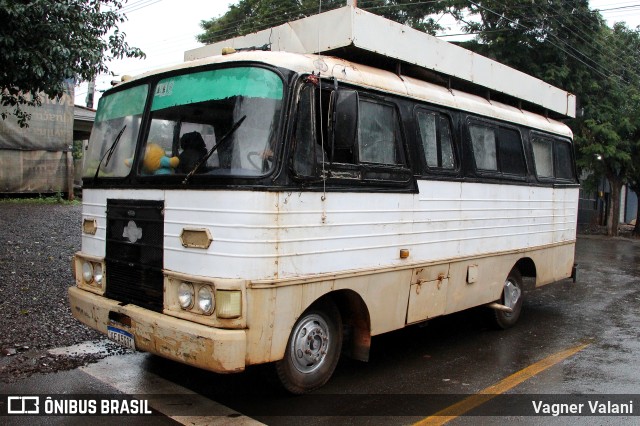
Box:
[105,199,164,312]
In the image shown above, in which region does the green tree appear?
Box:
[198,0,342,44]
[197,0,454,44]
[605,25,640,237]
[572,23,640,236]
[201,0,640,236]
[0,0,144,127]
[449,0,601,96]
[628,144,640,236]
[422,1,640,237]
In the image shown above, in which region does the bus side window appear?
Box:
[469,121,526,177]
[469,125,498,171]
[357,99,402,165]
[416,109,456,171]
[292,85,317,177]
[498,128,527,176]
[292,84,334,177]
[531,137,554,178]
[330,89,358,164]
[292,83,409,182]
[554,140,575,181]
[531,135,575,182]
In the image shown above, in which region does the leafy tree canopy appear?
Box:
[0,0,145,126]
[438,2,640,236]
[197,0,458,44]
[201,0,640,235]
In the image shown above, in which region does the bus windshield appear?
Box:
[83,84,148,178]
[144,67,283,178]
[84,66,284,180]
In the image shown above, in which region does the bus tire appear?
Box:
[276,300,342,394]
[493,268,523,329]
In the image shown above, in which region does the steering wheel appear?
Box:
[247,151,272,172]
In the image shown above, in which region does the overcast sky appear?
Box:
[75,0,236,106]
[74,0,640,107]
[593,0,640,26]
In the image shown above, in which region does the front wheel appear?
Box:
[276,300,342,394]
[492,268,523,329]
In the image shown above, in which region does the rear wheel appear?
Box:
[492,268,523,329]
[276,300,342,394]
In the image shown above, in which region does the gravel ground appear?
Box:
[0,202,111,382]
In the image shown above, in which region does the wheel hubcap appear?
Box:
[290,314,330,373]
[503,279,521,311]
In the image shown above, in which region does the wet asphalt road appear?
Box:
[2,234,640,424]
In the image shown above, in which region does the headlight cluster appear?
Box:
[80,260,104,289]
[177,282,215,315]
[175,282,241,318]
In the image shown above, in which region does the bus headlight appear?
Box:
[178,283,194,310]
[82,262,94,283]
[75,256,105,293]
[197,286,215,315]
[216,290,242,319]
[93,263,103,285]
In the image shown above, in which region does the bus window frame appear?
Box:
[125,63,289,185]
[290,82,322,181]
[413,105,460,177]
[466,117,529,182]
[290,79,413,187]
[355,95,405,167]
[530,131,578,184]
[82,82,153,182]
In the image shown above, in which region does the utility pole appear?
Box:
[85,80,95,109]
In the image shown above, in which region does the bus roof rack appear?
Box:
[185,5,576,119]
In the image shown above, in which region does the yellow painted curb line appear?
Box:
[414,342,590,426]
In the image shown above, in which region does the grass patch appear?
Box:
[0,192,80,205]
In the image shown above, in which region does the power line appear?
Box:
[192,1,640,49]
[519,1,640,86]
[514,2,631,81]
[464,0,634,85]
[198,2,341,43]
[121,0,164,14]
[539,2,640,79]
[86,1,640,103]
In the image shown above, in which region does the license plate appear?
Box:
[107,325,136,350]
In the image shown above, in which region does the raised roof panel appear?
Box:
[185,6,576,118]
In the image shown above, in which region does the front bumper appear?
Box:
[68,286,246,373]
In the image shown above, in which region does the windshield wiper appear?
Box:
[182,115,247,184]
[93,125,127,180]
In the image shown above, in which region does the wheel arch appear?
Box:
[315,289,372,362]
[513,257,536,288]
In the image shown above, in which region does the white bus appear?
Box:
[69,10,578,395]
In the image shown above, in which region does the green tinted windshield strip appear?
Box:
[95,84,148,122]
[151,67,283,111]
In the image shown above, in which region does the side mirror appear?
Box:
[330,90,358,158]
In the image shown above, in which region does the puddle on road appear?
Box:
[48,339,132,357]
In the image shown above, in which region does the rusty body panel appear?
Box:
[259,241,574,363]
[71,175,577,376]
[69,287,246,373]
[71,239,573,373]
